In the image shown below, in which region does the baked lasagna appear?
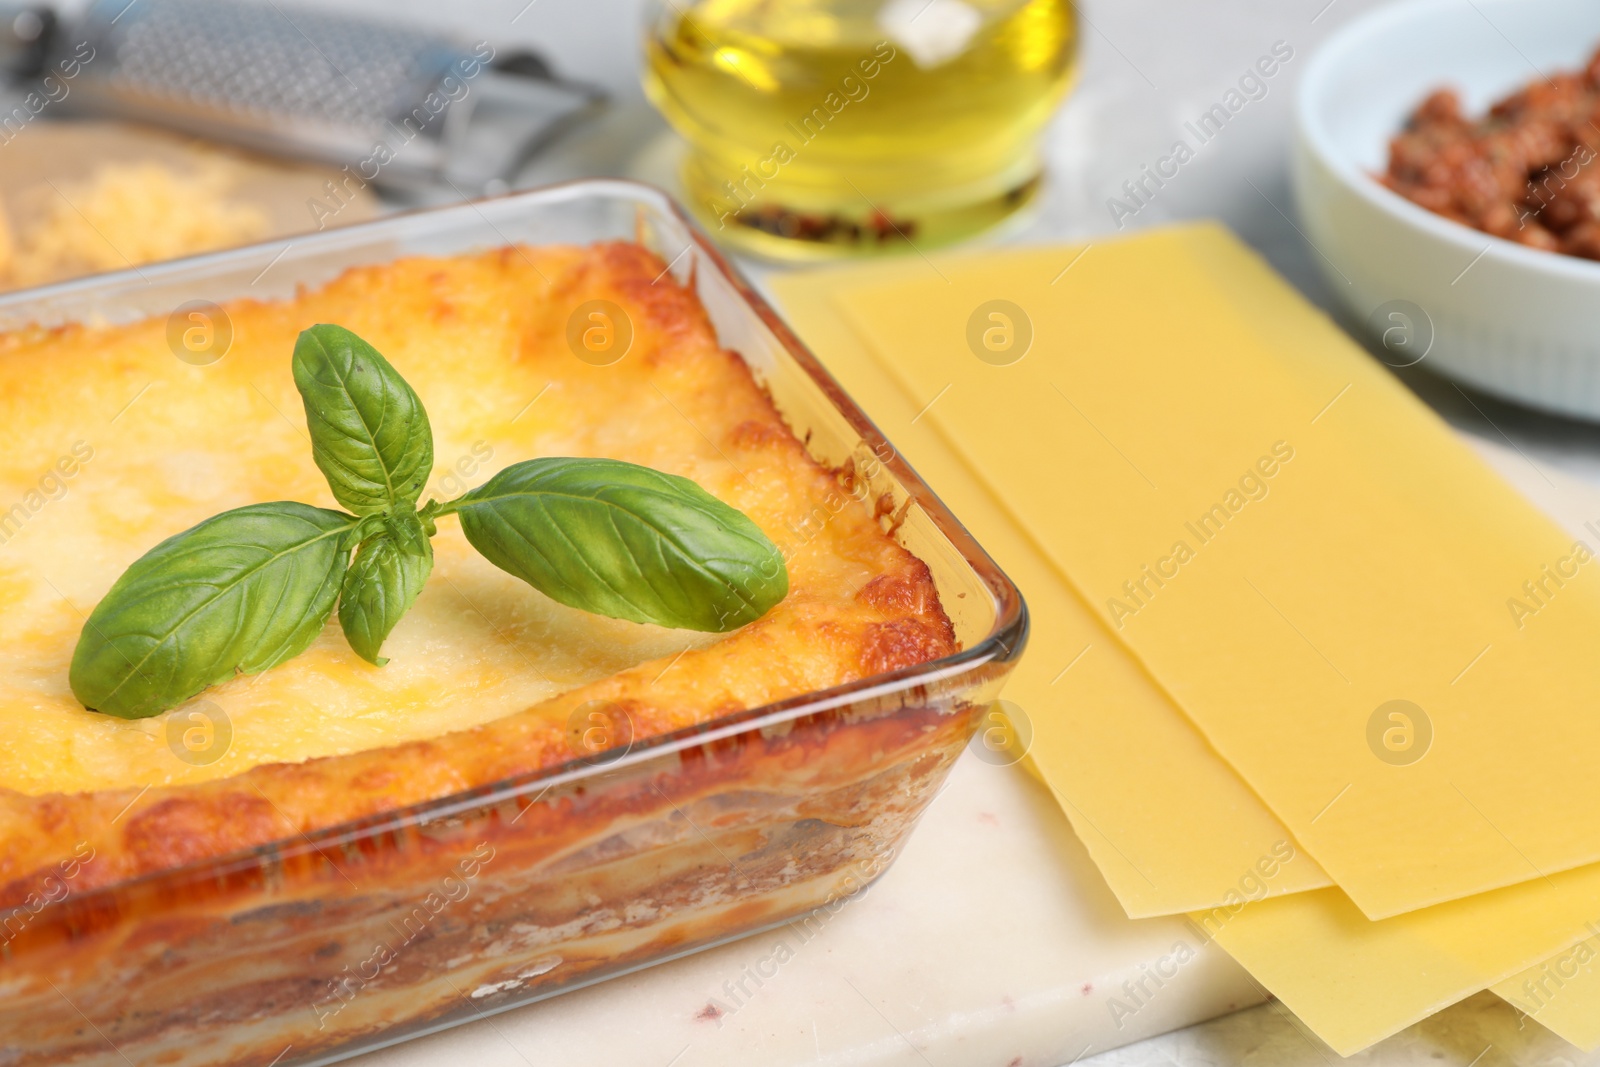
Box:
[0,241,974,1067]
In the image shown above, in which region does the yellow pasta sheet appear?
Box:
[770,273,1331,917]
[829,223,1600,921]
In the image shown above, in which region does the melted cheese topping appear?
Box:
[0,244,911,796]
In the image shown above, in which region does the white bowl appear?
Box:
[1294,0,1600,420]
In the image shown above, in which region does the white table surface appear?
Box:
[113,0,1600,1062]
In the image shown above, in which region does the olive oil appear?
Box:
[644,0,1077,259]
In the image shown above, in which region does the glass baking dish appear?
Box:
[0,179,1027,1067]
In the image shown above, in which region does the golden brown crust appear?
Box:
[0,241,958,905]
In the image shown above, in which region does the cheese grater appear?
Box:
[25,0,603,193]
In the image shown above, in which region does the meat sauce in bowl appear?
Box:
[1383,47,1600,260]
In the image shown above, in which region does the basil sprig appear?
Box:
[70,324,787,719]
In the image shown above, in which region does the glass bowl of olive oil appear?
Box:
[643,0,1077,260]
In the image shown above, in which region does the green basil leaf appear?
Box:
[451,458,787,632]
[69,502,357,720]
[292,324,433,515]
[339,534,433,666]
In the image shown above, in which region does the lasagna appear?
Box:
[0,241,972,1067]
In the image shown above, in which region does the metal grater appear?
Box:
[29,0,602,193]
